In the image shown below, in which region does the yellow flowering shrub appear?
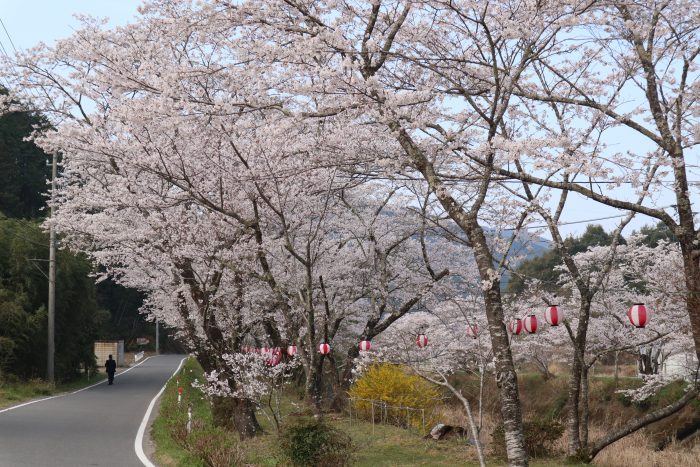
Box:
[348,363,441,431]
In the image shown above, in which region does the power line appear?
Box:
[511,212,651,231]
[347,173,700,189]
[504,204,698,231]
[0,16,44,103]
[0,18,16,90]
[0,17,18,53]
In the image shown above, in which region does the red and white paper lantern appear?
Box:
[267,350,282,366]
[359,340,372,351]
[319,343,331,355]
[545,305,561,326]
[628,303,648,328]
[524,315,538,334]
[416,334,428,348]
[466,325,478,339]
[287,345,297,356]
[508,318,523,335]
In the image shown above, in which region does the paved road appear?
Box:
[0,354,185,467]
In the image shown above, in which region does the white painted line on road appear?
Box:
[71,356,155,395]
[0,394,61,414]
[135,356,188,467]
[0,356,156,415]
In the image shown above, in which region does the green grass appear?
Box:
[152,359,486,466]
[336,419,478,466]
[151,358,208,467]
[0,373,102,409]
[150,361,669,466]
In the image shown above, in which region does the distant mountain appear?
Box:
[423,219,551,289]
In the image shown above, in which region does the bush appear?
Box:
[491,417,564,459]
[545,391,568,419]
[280,418,354,467]
[349,363,441,429]
[154,358,243,467]
[164,398,243,467]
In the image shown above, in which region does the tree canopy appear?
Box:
[0,215,107,381]
[0,91,51,219]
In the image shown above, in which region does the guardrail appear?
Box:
[134,351,145,362]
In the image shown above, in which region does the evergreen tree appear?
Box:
[508,225,621,294]
[0,215,103,381]
[636,222,677,248]
[0,89,51,219]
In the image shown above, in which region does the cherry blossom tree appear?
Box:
[490,0,700,368]
[3,2,698,464]
[245,174,450,413]
[512,238,696,461]
[0,1,455,426]
[2,1,569,462]
[210,3,588,463]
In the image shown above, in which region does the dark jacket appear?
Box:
[105,359,117,374]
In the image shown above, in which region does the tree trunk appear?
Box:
[393,124,528,466]
[535,358,553,380]
[651,349,660,375]
[305,354,324,415]
[613,351,620,388]
[566,300,592,458]
[195,352,263,439]
[585,387,699,462]
[669,167,700,368]
[581,366,590,449]
[639,348,655,375]
[327,354,346,412]
[330,347,359,411]
[472,231,528,466]
[212,396,262,439]
[686,262,700,366]
[566,352,582,456]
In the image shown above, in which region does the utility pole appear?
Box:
[155,319,159,355]
[47,151,57,384]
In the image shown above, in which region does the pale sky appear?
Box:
[0,1,142,51]
[0,0,695,241]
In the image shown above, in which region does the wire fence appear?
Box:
[347,397,428,435]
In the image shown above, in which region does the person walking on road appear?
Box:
[105,354,117,385]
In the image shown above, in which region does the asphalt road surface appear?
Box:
[0,354,185,467]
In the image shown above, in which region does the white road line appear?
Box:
[0,356,155,415]
[0,395,61,414]
[134,356,188,467]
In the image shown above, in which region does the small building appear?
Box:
[94,340,125,368]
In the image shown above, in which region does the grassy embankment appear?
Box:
[153,358,483,466]
[152,359,700,466]
[0,373,102,409]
